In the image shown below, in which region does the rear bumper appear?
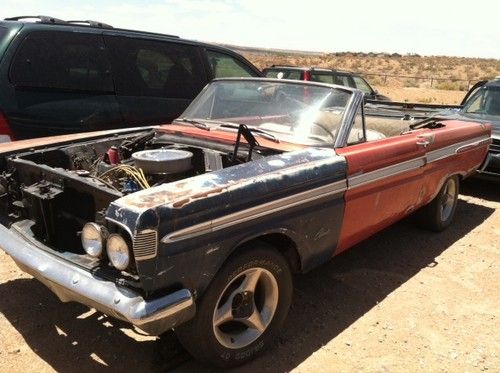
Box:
[0,223,195,335]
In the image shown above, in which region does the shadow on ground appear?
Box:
[0,193,495,373]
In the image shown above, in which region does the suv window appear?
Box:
[0,26,8,42]
[310,72,335,84]
[264,68,302,80]
[10,31,113,92]
[352,76,373,95]
[105,36,205,99]
[207,50,255,78]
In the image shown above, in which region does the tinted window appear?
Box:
[206,50,255,78]
[334,74,352,87]
[105,36,205,99]
[464,87,500,116]
[311,73,335,84]
[10,31,112,91]
[264,68,301,80]
[0,26,8,42]
[352,76,373,95]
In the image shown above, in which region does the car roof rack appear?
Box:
[4,15,67,24]
[66,20,113,29]
[3,15,180,37]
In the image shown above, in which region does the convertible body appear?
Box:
[0,78,491,367]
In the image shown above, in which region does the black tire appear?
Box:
[175,243,293,368]
[418,175,459,232]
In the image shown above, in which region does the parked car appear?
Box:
[262,65,391,101]
[0,78,490,368]
[0,16,262,141]
[448,78,500,177]
[364,78,500,177]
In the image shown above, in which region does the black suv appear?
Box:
[263,65,390,101]
[0,16,262,140]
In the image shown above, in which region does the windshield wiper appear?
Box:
[217,122,280,143]
[174,118,210,131]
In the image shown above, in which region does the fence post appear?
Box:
[430,78,433,88]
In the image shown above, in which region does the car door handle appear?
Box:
[416,139,430,147]
[416,135,434,148]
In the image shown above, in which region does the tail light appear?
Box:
[0,112,14,142]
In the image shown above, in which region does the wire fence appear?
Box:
[359,72,476,91]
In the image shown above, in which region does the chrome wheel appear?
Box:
[212,267,279,349]
[440,178,457,222]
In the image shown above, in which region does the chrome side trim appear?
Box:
[427,135,490,163]
[105,217,133,237]
[162,179,347,243]
[455,138,491,153]
[348,157,426,189]
[164,136,489,243]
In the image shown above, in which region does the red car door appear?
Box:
[335,131,428,254]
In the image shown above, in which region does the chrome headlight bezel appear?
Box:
[106,233,130,271]
[81,223,107,257]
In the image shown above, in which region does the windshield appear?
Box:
[463,86,500,117]
[179,80,353,145]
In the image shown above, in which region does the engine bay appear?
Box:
[0,129,277,253]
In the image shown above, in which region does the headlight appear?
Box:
[81,223,106,257]
[106,234,130,270]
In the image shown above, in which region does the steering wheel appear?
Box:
[311,121,336,143]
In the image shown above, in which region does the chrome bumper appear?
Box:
[0,224,195,335]
[478,151,500,176]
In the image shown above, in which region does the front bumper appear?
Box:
[478,150,500,177]
[0,223,195,335]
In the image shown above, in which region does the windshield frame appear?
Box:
[178,77,364,148]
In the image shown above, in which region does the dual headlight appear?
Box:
[81,222,130,271]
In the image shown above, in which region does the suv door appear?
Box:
[104,35,207,126]
[3,30,122,139]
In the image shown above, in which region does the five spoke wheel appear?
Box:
[213,267,278,349]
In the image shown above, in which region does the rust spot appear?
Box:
[171,186,226,209]
[172,198,190,209]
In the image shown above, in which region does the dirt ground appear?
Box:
[373,86,466,105]
[0,178,498,373]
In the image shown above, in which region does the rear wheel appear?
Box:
[175,244,292,368]
[418,175,459,232]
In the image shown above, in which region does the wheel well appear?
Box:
[235,233,302,273]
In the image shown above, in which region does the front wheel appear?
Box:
[418,175,459,232]
[175,244,293,368]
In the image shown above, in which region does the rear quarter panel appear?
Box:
[419,119,491,204]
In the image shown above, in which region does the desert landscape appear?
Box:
[0,42,499,372]
[234,47,500,104]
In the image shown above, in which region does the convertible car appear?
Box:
[0,78,491,367]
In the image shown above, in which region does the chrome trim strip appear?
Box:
[348,157,426,189]
[427,135,490,163]
[455,138,491,153]
[347,135,490,190]
[162,179,347,243]
[165,136,490,243]
[105,217,133,237]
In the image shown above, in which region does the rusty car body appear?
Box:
[0,78,491,367]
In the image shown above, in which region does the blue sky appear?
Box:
[1,0,499,58]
